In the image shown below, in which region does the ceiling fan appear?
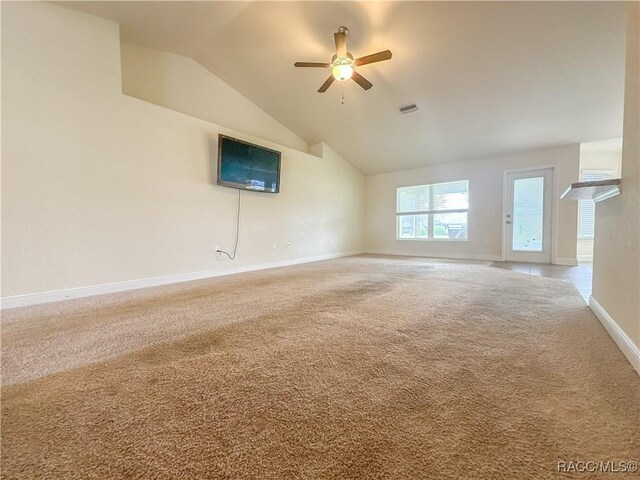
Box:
[294,26,392,93]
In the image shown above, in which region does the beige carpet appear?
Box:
[1,255,639,479]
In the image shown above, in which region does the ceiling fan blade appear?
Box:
[355,50,392,66]
[318,75,335,93]
[351,71,373,90]
[294,62,330,68]
[334,32,347,58]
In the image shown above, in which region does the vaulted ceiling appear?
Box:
[60,1,627,174]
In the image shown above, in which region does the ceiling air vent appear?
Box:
[399,104,419,115]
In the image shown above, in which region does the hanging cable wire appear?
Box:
[217,189,241,260]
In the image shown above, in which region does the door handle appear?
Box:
[506,221,512,224]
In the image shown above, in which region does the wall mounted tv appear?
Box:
[217,134,281,193]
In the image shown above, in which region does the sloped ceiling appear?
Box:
[59,1,626,174]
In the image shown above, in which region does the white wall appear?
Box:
[577,149,622,260]
[121,43,308,153]
[366,145,580,263]
[576,240,595,261]
[0,2,365,304]
[592,2,640,355]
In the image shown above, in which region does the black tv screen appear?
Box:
[217,135,281,193]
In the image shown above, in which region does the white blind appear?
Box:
[397,185,430,213]
[578,170,613,238]
[433,181,469,211]
[397,180,469,214]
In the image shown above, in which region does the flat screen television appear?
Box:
[217,134,281,193]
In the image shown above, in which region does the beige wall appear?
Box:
[577,149,622,260]
[1,2,365,300]
[366,145,580,263]
[121,43,308,153]
[579,150,622,176]
[592,2,640,348]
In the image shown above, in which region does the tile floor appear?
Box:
[490,261,593,303]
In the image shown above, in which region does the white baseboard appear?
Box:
[589,296,640,376]
[554,257,579,266]
[577,254,593,262]
[1,250,365,310]
[365,250,502,262]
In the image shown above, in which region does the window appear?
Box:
[578,170,613,239]
[397,180,469,240]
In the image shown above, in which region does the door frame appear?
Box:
[501,165,558,264]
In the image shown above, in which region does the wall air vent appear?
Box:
[399,104,419,115]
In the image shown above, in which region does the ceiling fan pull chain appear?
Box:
[341,83,345,105]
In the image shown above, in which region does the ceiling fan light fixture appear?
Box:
[332,64,353,81]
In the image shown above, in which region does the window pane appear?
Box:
[577,170,612,239]
[433,212,468,239]
[397,215,429,239]
[397,185,430,213]
[512,176,544,252]
[433,181,469,211]
[581,171,613,182]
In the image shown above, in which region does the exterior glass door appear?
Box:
[505,168,553,263]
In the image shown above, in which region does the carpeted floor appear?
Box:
[1,255,639,479]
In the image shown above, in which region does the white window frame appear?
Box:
[396,180,469,241]
[577,169,613,240]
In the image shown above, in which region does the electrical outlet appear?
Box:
[287,242,291,248]
[330,237,334,245]
[272,243,277,249]
[215,245,222,258]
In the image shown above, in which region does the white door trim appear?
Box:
[501,165,558,263]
